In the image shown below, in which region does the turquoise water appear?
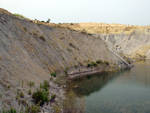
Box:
[70,60,150,113]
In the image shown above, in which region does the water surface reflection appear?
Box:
[69,60,150,113]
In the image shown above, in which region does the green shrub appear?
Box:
[50,77,53,81]
[87,63,92,67]
[19,91,24,98]
[51,94,56,101]
[87,62,97,67]
[114,63,117,66]
[28,89,32,95]
[87,33,92,36]
[28,81,35,87]
[103,61,109,66]
[7,85,10,89]
[51,73,57,77]
[32,89,49,106]
[96,60,103,64]
[40,80,50,91]
[91,62,97,66]
[46,18,50,23]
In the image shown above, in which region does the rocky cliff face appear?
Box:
[62,22,150,60]
[100,29,150,59]
[0,10,131,111]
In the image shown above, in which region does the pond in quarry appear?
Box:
[69,60,150,113]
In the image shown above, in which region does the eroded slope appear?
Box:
[100,29,150,59]
[0,12,131,111]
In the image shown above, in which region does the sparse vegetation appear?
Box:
[28,89,32,95]
[19,91,24,98]
[81,29,87,34]
[18,97,21,105]
[46,18,51,23]
[51,73,57,77]
[50,77,53,81]
[91,62,97,66]
[87,33,92,36]
[7,85,10,89]
[32,89,49,106]
[15,95,19,100]
[62,91,85,113]
[3,107,17,113]
[17,89,20,94]
[87,62,97,67]
[96,60,103,64]
[25,105,40,113]
[50,94,56,101]
[114,63,117,66]
[103,61,109,66]
[13,13,30,20]
[64,67,69,76]
[28,81,35,87]
[53,103,61,113]
[33,33,37,36]
[138,54,147,59]
[21,99,27,106]
[40,80,50,91]
[87,60,109,67]
[1,10,142,113]
[0,94,2,98]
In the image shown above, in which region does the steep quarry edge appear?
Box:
[57,22,150,60]
[98,29,150,60]
[0,11,131,112]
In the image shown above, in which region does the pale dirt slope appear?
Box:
[0,9,131,111]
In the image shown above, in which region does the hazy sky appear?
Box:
[0,0,150,25]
